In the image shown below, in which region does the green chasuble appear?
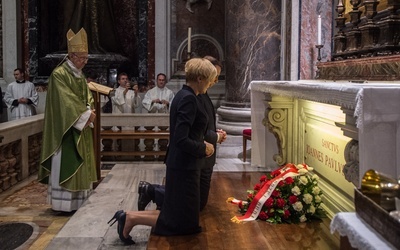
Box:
[38,62,97,191]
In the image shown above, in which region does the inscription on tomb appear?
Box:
[304,123,354,197]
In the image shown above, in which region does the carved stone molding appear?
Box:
[343,139,360,186]
[264,107,288,166]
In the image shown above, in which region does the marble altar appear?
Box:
[250,80,400,215]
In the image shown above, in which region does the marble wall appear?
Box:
[225,0,281,104]
[299,0,333,80]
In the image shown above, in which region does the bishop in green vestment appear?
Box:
[38,28,97,212]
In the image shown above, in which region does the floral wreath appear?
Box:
[228,163,326,224]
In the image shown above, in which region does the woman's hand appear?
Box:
[205,141,214,157]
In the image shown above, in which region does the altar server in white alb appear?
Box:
[4,68,39,120]
[142,73,174,113]
[111,72,141,114]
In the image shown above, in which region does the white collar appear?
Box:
[66,58,83,78]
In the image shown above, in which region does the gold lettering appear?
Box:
[323,155,345,174]
[306,144,324,162]
[322,139,340,154]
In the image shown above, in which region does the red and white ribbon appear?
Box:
[230,164,304,223]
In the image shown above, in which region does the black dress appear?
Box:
[154,85,209,236]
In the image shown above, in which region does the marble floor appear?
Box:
[0,157,261,249]
[0,157,340,249]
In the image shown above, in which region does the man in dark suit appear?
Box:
[138,56,226,211]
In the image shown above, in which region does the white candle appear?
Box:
[317,15,322,45]
[188,27,192,53]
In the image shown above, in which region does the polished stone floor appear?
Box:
[0,158,339,249]
[0,158,260,250]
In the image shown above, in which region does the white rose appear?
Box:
[312,186,320,195]
[293,201,303,211]
[292,186,301,196]
[303,193,313,204]
[300,215,307,222]
[307,205,316,214]
[312,174,319,181]
[315,195,322,203]
[298,169,308,174]
[299,176,308,185]
[296,164,304,169]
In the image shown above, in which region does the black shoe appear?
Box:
[138,181,153,211]
[107,210,124,227]
[117,212,135,245]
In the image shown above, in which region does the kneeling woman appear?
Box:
[108,57,217,244]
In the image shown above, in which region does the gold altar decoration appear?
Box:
[356,169,400,248]
[361,169,400,211]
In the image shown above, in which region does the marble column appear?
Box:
[137,0,148,83]
[219,0,281,135]
[26,0,39,79]
[1,0,18,85]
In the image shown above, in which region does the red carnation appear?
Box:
[265,197,274,207]
[276,198,286,208]
[285,177,294,184]
[258,211,268,220]
[259,175,267,182]
[278,181,285,187]
[283,209,291,219]
[272,190,281,197]
[239,201,243,209]
[254,183,261,191]
[271,169,281,177]
[247,193,254,200]
[289,195,298,204]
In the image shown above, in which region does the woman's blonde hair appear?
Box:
[185,58,217,83]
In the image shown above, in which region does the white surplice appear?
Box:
[142,86,174,113]
[3,81,39,120]
[111,86,141,114]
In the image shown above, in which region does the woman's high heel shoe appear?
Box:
[117,212,135,245]
[108,210,124,227]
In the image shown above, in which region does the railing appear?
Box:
[100,113,170,161]
[0,114,43,192]
[0,113,169,192]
